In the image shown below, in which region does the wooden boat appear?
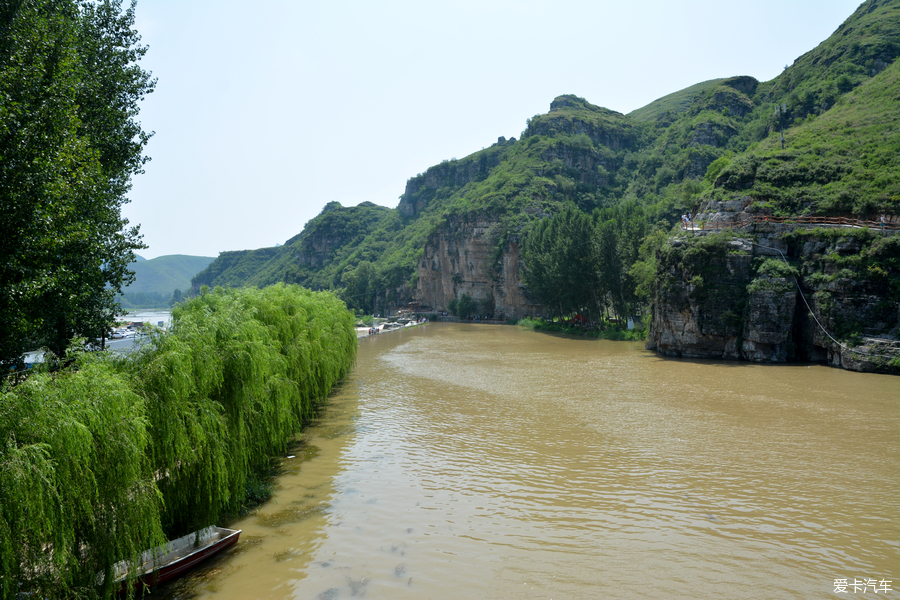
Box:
[114,526,241,590]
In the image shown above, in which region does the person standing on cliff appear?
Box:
[881,214,886,230]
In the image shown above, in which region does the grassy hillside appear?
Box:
[707,57,900,215]
[627,78,725,122]
[754,0,900,125]
[191,201,398,291]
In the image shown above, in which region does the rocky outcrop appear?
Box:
[415,216,544,319]
[695,196,755,225]
[297,233,343,269]
[398,147,508,218]
[689,121,738,149]
[703,81,755,117]
[523,95,640,152]
[647,230,900,374]
[290,201,391,268]
[720,75,758,96]
[539,144,613,187]
[741,278,797,362]
[648,237,752,360]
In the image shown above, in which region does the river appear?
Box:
[155,322,899,599]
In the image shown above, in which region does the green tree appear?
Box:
[0,0,151,369]
[455,293,478,319]
[522,207,602,319]
[629,228,668,302]
[169,289,184,307]
[0,284,357,599]
[340,261,376,313]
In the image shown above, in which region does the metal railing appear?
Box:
[686,214,899,231]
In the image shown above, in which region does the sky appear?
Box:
[127,0,864,259]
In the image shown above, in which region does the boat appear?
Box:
[114,526,241,590]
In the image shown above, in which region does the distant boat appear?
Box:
[114,526,241,590]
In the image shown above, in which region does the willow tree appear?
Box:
[1,284,357,598]
[130,284,357,535]
[0,0,151,370]
[0,350,165,599]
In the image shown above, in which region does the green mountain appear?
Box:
[119,254,215,308]
[192,0,900,322]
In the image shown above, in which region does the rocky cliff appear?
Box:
[523,95,639,151]
[415,215,544,319]
[647,227,900,374]
[287,201,392,269]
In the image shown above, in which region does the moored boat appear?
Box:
[114,526,241,590]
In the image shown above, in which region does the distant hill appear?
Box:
[118,255,215,308]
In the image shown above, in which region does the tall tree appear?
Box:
[522,207,603,320]
[0,0,151,369]
[340,260,376,314]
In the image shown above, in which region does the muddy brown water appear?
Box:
[154,323,899,599]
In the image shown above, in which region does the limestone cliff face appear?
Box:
[415,216,544,319]
[647,230,900,374]
[648,238,754,360]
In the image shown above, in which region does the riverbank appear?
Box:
[356,318,428,339]
[518,316,648,340]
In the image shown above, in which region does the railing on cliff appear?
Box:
[687,215,899,232]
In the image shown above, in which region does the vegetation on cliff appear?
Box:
[0,285,356,599]
[646,228,900,371]
[783,228,900,343]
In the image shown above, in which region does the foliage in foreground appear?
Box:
[0,284,356,599]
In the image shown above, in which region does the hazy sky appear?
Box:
[128,0,863,259]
